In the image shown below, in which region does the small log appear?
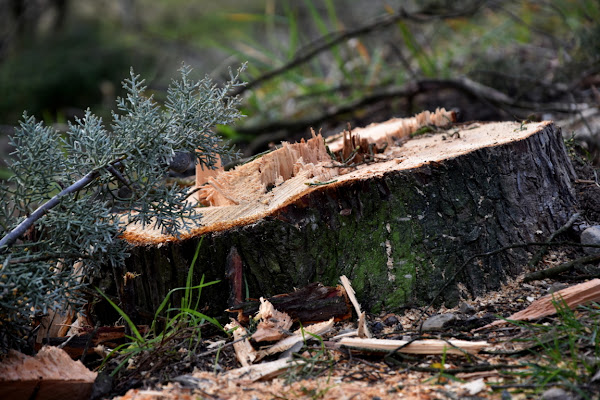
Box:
[0,346,97,400]
[227,282,352,325]
[339,337,488,356]
[116,109,578,321]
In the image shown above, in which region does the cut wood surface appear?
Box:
[479,278,600,330]
[0,346,97,400]
[339,337,489,355]
[114,109,578,320]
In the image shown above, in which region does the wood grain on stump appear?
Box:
[117,110,577,320]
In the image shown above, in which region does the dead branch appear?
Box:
[524,253,600,282]
[232,3,486,97]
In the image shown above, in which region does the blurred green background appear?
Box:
[1,0,599,172]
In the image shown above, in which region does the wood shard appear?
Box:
[198,132,335,207]
[479,278,600,330]
[357,311,372,339]
[325,107,456,153]
[339,337,488,356]
[224,357,298,382]
[224,320,256,367]
[252,298,293,342]
[0,346,97,400]
[255,318,335,361]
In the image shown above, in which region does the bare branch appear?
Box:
[232,3,486,96]
[0,169,99,252]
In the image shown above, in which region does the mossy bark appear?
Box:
[114,123,577,322]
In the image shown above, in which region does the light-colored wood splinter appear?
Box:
[340,275,371,338]
[478,278,600,330]
[326,107,456,153]
[255,318,335,362]
[224,320,256,367]
[252,297,293,342]
[225,357,301,382]
[0,346,97,400]
[339,337,488,356]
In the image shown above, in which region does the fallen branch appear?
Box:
[524,253,600,282]
[232,4,485,97]
[528,212,580,268]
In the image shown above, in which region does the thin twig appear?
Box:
[524,253,600,282]
[529,213,580,268]
[415,241,600,327]
[0,169,100,252]
[232,4,485,96]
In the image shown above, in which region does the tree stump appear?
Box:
[117,109,578,320]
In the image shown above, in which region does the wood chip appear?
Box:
[224,320,256,367]
[0,346,97,400]
[255,318,334,361]
[252,297,293,342]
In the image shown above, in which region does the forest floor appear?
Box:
[89,146,600,400]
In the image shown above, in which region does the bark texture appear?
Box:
[113,121,577,322]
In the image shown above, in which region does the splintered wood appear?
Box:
[198,130,336,207]
[251,297,293,342]
[479,278,600,330]
[198,108,456,208]
[225,277,489,377]
[325,107,456,154]
[339,337,488,356]
[0,346,97,400]
[123,108,556,245]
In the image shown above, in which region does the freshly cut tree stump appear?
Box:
[118,109,577,320]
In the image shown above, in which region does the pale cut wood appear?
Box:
[0,346,97,400]
[198,130,336,207]
[195,153,223,188]
[326,107,456,153]
[255,318,334,361]
[357,311,372,339]
[224,320,256,367]
[252,297,293,342]
[339,337,488,355]
[340,275,362,317]
[340,275,371,338]
[480,278,600,330]
[224,357,299,382]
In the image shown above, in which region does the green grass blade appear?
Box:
[96,288,144,343]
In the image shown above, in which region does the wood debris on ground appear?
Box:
[113,275,505,400]
[0,346,97,400]
[477,278,600,330]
